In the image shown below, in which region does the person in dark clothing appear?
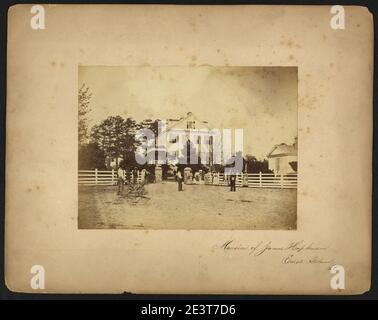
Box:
[230,173,236,192]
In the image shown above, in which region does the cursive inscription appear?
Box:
[215,240,331,265]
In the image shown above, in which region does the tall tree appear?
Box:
[78,143,106,170]
[91,115,137,168]
[136,118,161,145]
[78,84,92,147]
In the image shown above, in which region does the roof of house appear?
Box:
[161,112,214,135]
[267,143,297,158]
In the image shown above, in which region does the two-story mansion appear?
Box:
[142,112,230,169]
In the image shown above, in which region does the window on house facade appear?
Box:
[187,121,195,129]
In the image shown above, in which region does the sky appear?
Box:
[79,66,297,159]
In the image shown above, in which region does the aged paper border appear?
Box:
[5,5,372,294]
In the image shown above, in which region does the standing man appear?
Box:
[177,170,183,191]
[117,166,125,195]
[230,171,236,192]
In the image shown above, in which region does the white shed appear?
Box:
[267,142,297,175]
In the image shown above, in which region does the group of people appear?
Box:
[117,166,238,195]
[173,170,237,192]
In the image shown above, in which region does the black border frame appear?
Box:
[0,0,376,302]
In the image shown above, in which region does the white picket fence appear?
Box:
[210,172,297,189]
[78,169,142,186]
[78,169,116,186]
[79,169,297,189]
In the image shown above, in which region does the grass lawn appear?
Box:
[78,182,297,230]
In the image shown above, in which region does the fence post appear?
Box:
[280,174,283,189]
[111,169,114,185]
[95,168,98,185]
[259,172,262,187]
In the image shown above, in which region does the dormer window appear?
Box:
[187,121,195,129]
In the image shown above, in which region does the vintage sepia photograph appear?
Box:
[5,4,373,296]
[78,66,298,230]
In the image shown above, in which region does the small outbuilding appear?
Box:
[267,139,298,175]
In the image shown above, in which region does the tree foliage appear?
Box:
[90,116,137,168]
[244,154,272,173]
[78,143,106,170]
[78,84,92,146]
